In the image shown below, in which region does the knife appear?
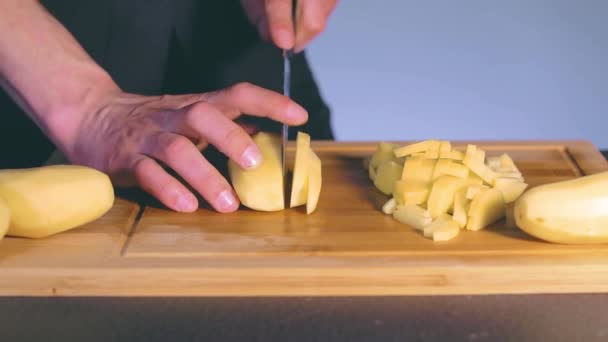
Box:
[281,0,296,207]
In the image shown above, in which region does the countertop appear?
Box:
[1,152,607,342]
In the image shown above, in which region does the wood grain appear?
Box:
[1,140,607,296]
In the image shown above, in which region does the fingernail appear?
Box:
[275,28,293,49]
[217,189,237,212]
[287,103,308,123]
[242,145,262,169]
[176,193,197,212]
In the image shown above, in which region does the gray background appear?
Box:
[307,0,608,149]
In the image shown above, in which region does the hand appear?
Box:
[241,0,338,52]
[65,82,308,213]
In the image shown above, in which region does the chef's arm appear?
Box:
[0,0,119,155]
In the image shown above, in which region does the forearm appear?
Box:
[0,0,119,155]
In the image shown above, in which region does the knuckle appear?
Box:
[305,16,326,34]
[162,135,192,157]
[229,82,255,98]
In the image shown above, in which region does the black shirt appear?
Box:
[0,0,334,169]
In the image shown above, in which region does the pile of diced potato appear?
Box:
[366,140,528,241]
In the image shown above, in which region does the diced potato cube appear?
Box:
[440,150,464,161]
[432,219,461,241]
[370,142,398,170]
[499,153,519,172]
[453,189,469,228]
[433,160,469,180]
[427,175,467,218]
[374,161,403,195]
[466,184,489,200]
[466,171,484,185]
[439,141,452,153]
[466,188,506,231]
[423,213,453,238]
[486,156,501,169]
[393,204,432,231]
[424,147,440,159]
[401,158,437,184]
[463,146,496,185]
[393,180,430,205]
[394,140,441,158]
[493,177,528,203]
[382,198,397,215]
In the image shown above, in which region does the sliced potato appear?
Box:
[423,213,452,238]
[493,177,528,203]
[0,196,9,240]
[306,148,322,214]
[374,161,403,195]
[393,180,430,205]
[453,189,469,228]
[394,140,441,158]
[382,198,397,215]
[427,175,467,218]
[466,188,506,231]
[289,131,311,208]
[393,204,432,231]
[370,142,397,171]
[401,158,436,184]
[432,218,461,241]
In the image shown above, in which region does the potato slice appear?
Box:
[289,131,311,208]
[401,158,436,184]
[374,161,403,195]
[453,189,469,228]
[493,177,528,203]
[427,175,467,218]
[432,218,461,241]
[0,196,9,239]
[393,180,430,205]
[466,184,489,200]
[370,142,397,171]
[423,213,454,238]
[433,160,469,180]
[0,165,114,239]
[306,149,322,214]
[440,150,464,161]
[393,204,432,231]
[499,153,519,172]
[229,132,284,211]
[463,145,496,185]
[394,140,440,158]
[439,141,452,153]
[382,198,397,215]
[466,188,506,231]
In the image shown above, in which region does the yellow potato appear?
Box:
[401,158,436,184]
[0,165,114,238]
[374,161,403,195]
[0,196,9,239]
[370,142,398,170]
[514,171,608,244]
[394,140,440,158]
[493,177,528,203]
[382,198,397,215]
[466,188,506,231]
[431,218,461,241]
[228,132,284,211]
[393,180,430,205]
[393,204,432,231]
[427,175,466,218]
[306,148,322,214]
[290,131,311,208]
[439,150,464,161]
[453,189,469,228]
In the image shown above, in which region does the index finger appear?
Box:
[202,82,308,126]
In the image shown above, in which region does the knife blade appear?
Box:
[281,0,296,207]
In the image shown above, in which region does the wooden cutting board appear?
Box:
[1,140,607,297]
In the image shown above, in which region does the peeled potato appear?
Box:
[306,148,322,214]
[228,132,284,211]
[0,165,114,238]
[290,131,311,208]
[514,172,608,244]
[0,196,9,239]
